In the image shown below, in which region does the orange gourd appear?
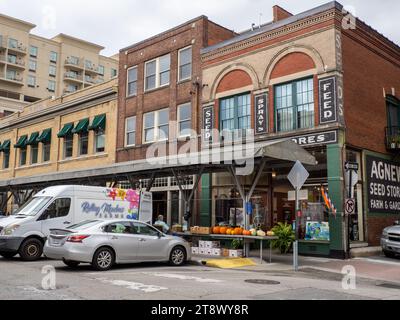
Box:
[213,226,220,234]
[226,228,233,235]
[220,227,227,234]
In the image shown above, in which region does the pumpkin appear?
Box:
[257,230,266,237]
[219,227,227,234]
[213,226,221,234]
[243,230,251,236]
[226,228,233,235]
[250,229,257,236]
[234,227,242,235]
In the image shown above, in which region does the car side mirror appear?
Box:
[158,232,163,238]
[394,221,399,226]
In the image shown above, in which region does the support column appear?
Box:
[199,173,212,227]
[327,131,347,259]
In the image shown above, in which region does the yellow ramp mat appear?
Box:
[205,258,256,269]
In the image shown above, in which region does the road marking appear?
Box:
[96,278,168,293]
[143,272,223,283]
[353,258,400,266]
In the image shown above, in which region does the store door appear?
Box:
[152,192,167,222]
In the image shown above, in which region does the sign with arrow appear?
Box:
[345,198,356,215]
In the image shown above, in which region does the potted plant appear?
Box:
[271,222,295,254]
[396,136,400,149]
[390,137,396,149]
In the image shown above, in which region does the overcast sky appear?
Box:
[0,0,399,56]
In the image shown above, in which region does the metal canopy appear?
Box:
[0,138,316,191]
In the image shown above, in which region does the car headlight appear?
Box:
[382,229,389,239]
[1,224,20,236]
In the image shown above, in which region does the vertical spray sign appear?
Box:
[254,93,268,134]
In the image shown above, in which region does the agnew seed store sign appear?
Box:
[366,155,400,214]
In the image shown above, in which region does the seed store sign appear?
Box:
[366,155,400,214]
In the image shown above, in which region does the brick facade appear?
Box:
[116,17,235,163]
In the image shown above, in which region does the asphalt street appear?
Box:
[0,254,400,300]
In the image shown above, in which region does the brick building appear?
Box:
[116,16,236,224]
[198,1,400,258]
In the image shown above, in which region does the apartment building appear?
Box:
[0,13,118,114]
[199,1,400,258]
[0,78,118,213]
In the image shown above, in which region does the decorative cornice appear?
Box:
[202,9,337,63]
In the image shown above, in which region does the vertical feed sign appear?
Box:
[319,76,338,124]
[202,105,214,143]
[254,93,268,134]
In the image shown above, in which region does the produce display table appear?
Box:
[174,232,278,264]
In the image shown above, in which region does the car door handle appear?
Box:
[139,238,146,242]
[112,236,118,240]
[64,221,71,225]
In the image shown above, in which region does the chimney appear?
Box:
[273,5,293,23]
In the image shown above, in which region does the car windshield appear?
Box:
[68,220,102,230]
[13,197,52,216]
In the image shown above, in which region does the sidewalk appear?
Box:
[190,250,400,284]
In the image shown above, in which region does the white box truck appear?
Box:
[0,185,152,261]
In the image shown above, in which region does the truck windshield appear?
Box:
[13,197,52,216]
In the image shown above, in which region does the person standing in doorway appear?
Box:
[154,215,170,234]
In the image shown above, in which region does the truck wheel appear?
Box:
[91,247,115,271]
[0,251,17,259]
[169,246,186,266]
[383,250,396,258]
[19,238,43,261]
[63,259,80,269]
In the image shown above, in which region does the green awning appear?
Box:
[88,114,106,131]
[0,140,10,152]
[71,118,89,134]
[37,129,52,143]
[57,123,74,138]
[26,132,39,145]
[14,135,28,148]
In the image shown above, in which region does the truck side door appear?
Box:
[39,198,72,236]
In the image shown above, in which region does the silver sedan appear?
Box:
[44,219,191,271]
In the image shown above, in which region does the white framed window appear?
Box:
[111,68,118,78]
[143,108,169,143]
[49,65,57,77]
[50,51,58,63]
[144,54,170,91]
[29,59,37,72]
[29,46,38,57]
[95,129,106,153]
[178,46,192,81]
[127,66,138,97]
[27,75,36,87]
[177,103,192,137]
[98,65,105,75]
[48,80,56,92]
[125,116,136,147]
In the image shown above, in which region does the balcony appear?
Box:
[64,72,83,83]
[386,126,400,151]
[7,40,27,55]
[6,56,25,70]
[0,72,24,86]
[64,57,84,70]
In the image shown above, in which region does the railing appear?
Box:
[3,74,23,83]
[385,126,400,150]
[65,57,83,67]
[64,72,83,81]
[7,56,25,67]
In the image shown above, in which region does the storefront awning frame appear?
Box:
[0,138,316,192]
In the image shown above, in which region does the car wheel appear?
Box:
[383,250,396,258]
[169,246,186,266]
[19,238,43,261]
[92,247,115,271]
[62,259,81,268]
[0,251,17,259]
